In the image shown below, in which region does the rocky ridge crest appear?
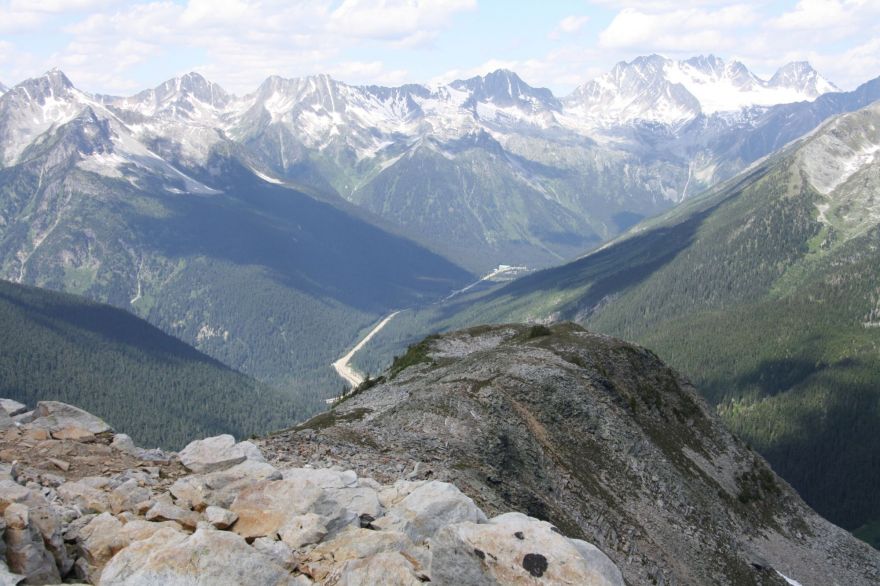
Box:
[0,396,622,585]
[258,323,880,586]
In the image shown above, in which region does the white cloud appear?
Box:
[328,0,475,41]
[771,0,853,30]
[549,15,589,40]
[598,4,757,51]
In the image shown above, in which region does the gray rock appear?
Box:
[75,512,127,582]
[57,479,111,514]
[145,501,200,530]
[178,434,266,473]
[170,459,281,510]
[277,513,327,549]
[0,410,14,431]
[0,560,24,586]
[99,527,294,585]
[0,399,27,417]
[252,537,296,571]
[3,503,60,584]
[204,506,237,530]
[429,512,624,586]
[28,401,112,439]
[372,481,487,543]
[109,478,152,515]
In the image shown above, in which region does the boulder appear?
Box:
[372,481,487,543]
[0,410,14,431]
[252,537,296,571]
[109,434,137,455]
[204,506,238,530]
[178,435,265,474]
[329,551,424,586]
[120,519,183,542]
[3,503,60,584]
[230,477,322,540]
[170,459,281,510]
[145,501,200,530]
[280,467,358,489]
[429,512,624,586]
[57,480,111,514]
[0,399,27,417]
[278,513,327,549]
[75,512,127,582]
[0,560,24,586]
[304,527,424,583]
[108,478,152,515]
[28,401,112,439]
[99,527,294,585]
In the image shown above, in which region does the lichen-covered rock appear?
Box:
[178,435,265,474]
[99,527,294,585]
[429,512,624,586]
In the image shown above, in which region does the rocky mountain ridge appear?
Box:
[258,323,880,586]
[0,397,624,585]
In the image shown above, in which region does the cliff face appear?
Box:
[0,397,622,584]
[259,323,880,586]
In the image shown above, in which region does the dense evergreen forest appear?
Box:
[0,279,304,449]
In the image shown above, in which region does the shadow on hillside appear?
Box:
[123,161,472,314]
[0,281,224,367]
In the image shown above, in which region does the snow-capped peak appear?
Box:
[567,54,838,124]
[448,69,561,112]
[114,72,232,119]
[769,61,839,97]
[0,81,8,95]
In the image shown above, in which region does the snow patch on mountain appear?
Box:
[567,55,838,126]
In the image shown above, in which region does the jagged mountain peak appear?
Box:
[770,60,839,96]
[8,68,77,102]
[119,71,232,118]
[449,69,561,111]
[570,53,839,123]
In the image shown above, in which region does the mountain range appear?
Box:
[357,99,880,538]
[0,54,878,458]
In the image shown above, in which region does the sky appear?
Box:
[1,0,879,96]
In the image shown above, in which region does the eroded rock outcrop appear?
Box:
[258,323,880,586]
[0,397,622,585]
